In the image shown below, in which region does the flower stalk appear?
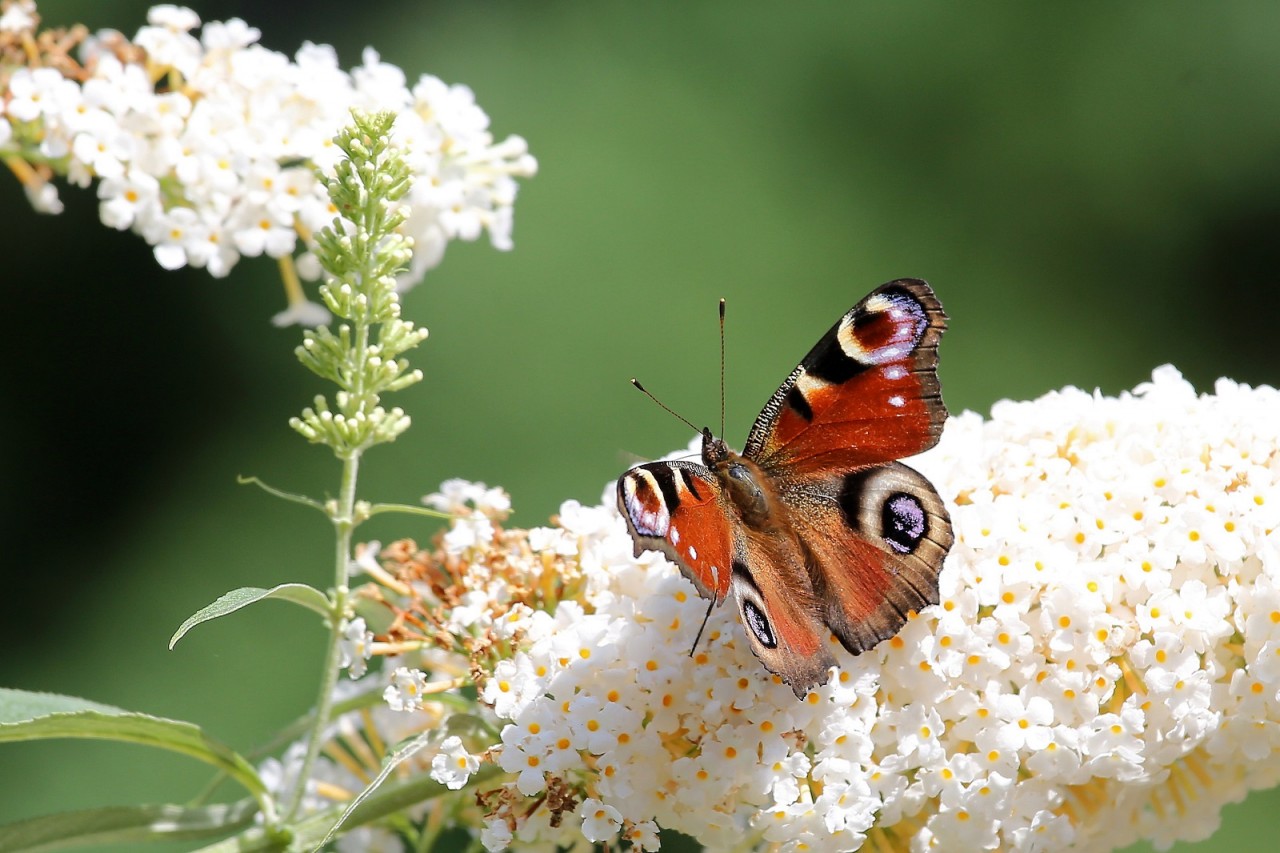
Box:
[281,109,428,822]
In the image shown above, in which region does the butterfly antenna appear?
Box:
[718,298,726,439]
[688,596,716,657]
[630,378,700,434]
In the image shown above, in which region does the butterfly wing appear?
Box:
[718,461,953,696]
[779,461,953,657]
[741,279,952,661]
[728,530,838,698]
[744,278,947,475]
[616,461,735,604]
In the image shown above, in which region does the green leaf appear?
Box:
[0,688,126,721]
[170,584,332,649]
[313,731,435,850]
[236,475,327,514]
[366,501,450,520]
[0,689,267,800]
[0,800,258,853]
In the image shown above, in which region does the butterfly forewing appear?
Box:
[616,461,735,603]
[745,279,946,475]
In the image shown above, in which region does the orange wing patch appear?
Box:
[617,463,735,603]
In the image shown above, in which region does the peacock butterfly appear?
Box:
[617,279,953,698]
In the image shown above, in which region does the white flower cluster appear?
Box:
[424,478,513,557]
[468,366,1280,851]
[261,366,1280,851]
[0,3,536,323]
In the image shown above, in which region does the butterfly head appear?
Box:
[700,427,775,527]
[699,426,728,465]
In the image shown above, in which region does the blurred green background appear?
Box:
[3,2,1279,850]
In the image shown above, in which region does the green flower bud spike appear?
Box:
[290,110,428,456]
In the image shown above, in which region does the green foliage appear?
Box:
[0,688,267,804]
[0,802,258,853]
[169,584,331,649]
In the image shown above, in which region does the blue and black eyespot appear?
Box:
[742,598,776,649]
[838,470,929,556]
[881,492,926,555]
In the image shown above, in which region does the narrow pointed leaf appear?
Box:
[0,800,258,852]
[191,764,503,852]
[0,689,126,721]
[313,731,435,849]
[170,584,331,649]
[0,689,266,799]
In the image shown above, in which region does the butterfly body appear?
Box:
[618,279,953,697]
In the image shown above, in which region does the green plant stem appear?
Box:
[366,501,451,520]
[284,278,383,822]
[284,447,361,822]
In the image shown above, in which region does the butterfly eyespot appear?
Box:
[619,470,671,537]
[838,290,927,366]
[882,492,927,554]
[741,599,777,649]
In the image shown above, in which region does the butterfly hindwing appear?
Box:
[728,529,837,698]
[780,461,953,657]
[616,461,735,604]
[744,278,946,475]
